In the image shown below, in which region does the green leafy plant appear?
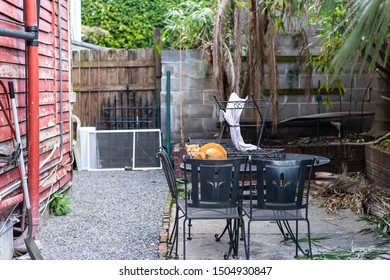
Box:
[50,193,71,216]
[81,0,181,49]
[307,0,390,135]
[163,0,216,50]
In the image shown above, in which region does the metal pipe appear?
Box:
[25,0,40,234]
[0,193,23,217]
[166,71,171,158]
[0,181,22,201]
[0,27,35,40]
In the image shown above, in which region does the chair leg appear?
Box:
[223,218,241,260]
[187,219,192,240]
[295,220,299,258]
[223,219,233,259]
[240,218,245,241]
[167,208,181,259]
[306,219,313,260]
[241,218,247,258]
[215,219,229,241]
[233,219,241,259]
[167,218,177,258]
[232,219,240,259]
[245,220,251,260]
[173,216,180,259]
[276,220,290,240]
[168,219,176,244]
[183,218,187,260]
[282,220,312,259]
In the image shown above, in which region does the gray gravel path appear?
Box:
[39,169,168,260]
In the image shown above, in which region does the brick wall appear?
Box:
[365,144,390,189]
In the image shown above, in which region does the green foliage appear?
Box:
[81,25,109,46]
[306,0,348,100]
[81,0,181,49]
[332,0,390,75]
[307,0,347,72]
[308,0,390,79]
[298,240,388,260]
[175,179,186,201]
[360,214,390,239]
[163,0,217,50]
[296,138,310,146]
[310,246,388,260]
[50,193,71,216]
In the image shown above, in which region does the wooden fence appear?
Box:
[71,47,161,129]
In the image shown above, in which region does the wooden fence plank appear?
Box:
[72,83,156,92]
[72,48,160,128]
[72,60,155,68]
[79,50,90,126]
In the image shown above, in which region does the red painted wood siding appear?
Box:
[0,0,72,221]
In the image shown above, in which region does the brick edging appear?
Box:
[158,193,173,260]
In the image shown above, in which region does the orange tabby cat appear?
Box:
[185,143,227,160]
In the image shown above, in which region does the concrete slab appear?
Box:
[167,197,390,260]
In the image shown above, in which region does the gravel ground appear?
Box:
[39,169,168,260]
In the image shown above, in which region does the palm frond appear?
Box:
[332,0,390,74]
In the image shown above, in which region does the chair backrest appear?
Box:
[184,157,247,209]
[156,147,178,200]
[250,158,315,211]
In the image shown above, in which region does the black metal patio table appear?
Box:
[180,152,330,171]
[179,150,330,259]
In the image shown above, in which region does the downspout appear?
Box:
[0,2,39,228]
[25,0,40,235]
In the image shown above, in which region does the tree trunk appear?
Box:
[369,77,390,137]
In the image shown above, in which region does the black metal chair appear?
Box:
[156,147,185,259]
[242,158,316,259]
[182,157,247,259]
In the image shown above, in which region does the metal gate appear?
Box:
[97,85,156,130]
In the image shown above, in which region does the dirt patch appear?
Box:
[268,134,372,147]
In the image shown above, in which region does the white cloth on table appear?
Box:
[218,92,259,151]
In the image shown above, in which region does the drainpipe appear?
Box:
[166,71,171,158]
[25,0,40,235]
[0,1,40,236]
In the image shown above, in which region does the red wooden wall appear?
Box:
[0,0,72,228]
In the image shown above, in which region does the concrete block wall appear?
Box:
[161,49,219,144]
[160,37,378,145]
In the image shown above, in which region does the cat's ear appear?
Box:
[185,144,189,148]
[196,144,200,148]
